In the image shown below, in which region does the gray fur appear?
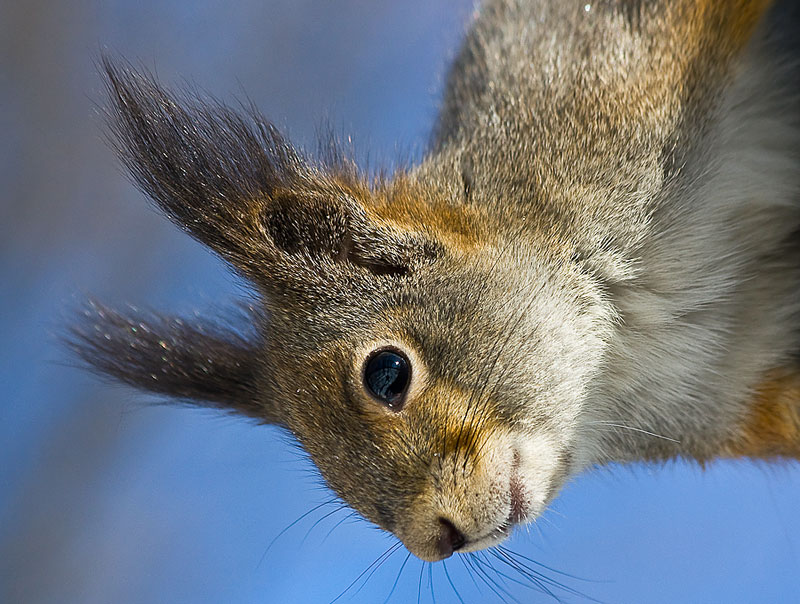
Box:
[71,0,800,563]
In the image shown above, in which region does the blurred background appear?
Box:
[1,1,798,602]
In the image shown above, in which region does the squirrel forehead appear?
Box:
[363,178,491,253]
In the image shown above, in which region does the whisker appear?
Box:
[588,421,681,444]
[464,555,499,600]
[460,312,521,474]
[459,552,483,593]
[417,560,425,604]
[466,279,547,475]
[442,559,466,604]
[495,546,607,603]
[428,561,436,604]
[257,498,336,568]
[484,551,561,602]
[351,542,405,601]
[498,545,600,582]
[468,553,522,604]
[300,504,349,546]
[477,551,514,589]
[321,511,360,545]
[489,549,562,601]
[470,319,542,467]
[452,247,520,479]
[329,541,403,604]
[382,551,413,604]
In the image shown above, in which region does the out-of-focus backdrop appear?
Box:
[1,1,798,603]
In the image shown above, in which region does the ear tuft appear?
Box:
[100,56,313,278]
[66,300,282,424]
[100,56,441,290]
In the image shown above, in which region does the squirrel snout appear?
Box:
[398,479,517,562]
[395,437,531,562]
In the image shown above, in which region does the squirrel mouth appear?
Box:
[509,450,527,523]
[496,451,529,533]
[463,451,528,551]
[493,476,527,538]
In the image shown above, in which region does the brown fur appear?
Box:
[722,367,800,459]
[69,0,799,563]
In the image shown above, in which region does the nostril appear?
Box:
[437,517,466,558]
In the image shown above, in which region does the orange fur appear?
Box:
[371,179,489,252]
[722,367,800,459]
[686,0,774,53]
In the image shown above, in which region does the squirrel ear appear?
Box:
[102,56,308,278]
[102,57,439,287]
[67,301,282,425]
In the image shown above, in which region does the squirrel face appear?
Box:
[261,203,611,560]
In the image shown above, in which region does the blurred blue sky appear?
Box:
[1,1,798,603]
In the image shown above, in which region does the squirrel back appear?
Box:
[70,0,800,562]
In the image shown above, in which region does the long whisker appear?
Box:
[463,555,498,600]
[467,552,522,604]
[588,420,681,443]
[329,541,403,604]
[460,551,483,594]
[300,504,350,545]
[321,510,360,544]
[460,281,536,474]
[468,282,546,471]
[491,549,565,601]
[428,561,436,604]
[257,498,337,568]
[495,546,607,603]
[452,246,519,478]
[498,545,601,582]
[382,551,413,604]
[484,550,559,601]
[417,560,425,604]
[442,559,466,604]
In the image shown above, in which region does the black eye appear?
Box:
[363,349,411,410]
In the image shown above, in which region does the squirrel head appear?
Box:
[262,202,611,560]
[71,59,613,562]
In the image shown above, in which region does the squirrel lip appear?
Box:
[461,450,528,552]
[495,450,529,534]
[486,447,530,536]
[508,450,527,524]
[508,474,527,524]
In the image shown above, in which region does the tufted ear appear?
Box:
[72,59,445,422]
[102,58,439,291]
[67,301,283,424]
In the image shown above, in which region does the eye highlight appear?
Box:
[363,348,411,410]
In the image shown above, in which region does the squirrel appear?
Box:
[70,0,799,563]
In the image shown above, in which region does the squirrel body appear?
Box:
[73,0,800,562]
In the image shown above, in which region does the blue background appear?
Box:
[1,1,798,602]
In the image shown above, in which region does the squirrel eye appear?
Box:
[363,349,410,410]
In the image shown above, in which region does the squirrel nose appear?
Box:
[437,517,466,558]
